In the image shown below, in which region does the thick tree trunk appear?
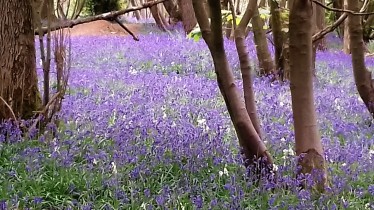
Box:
[0,0,42,120]
[269,0,284,74]
[349,0,374,118]
[41,0,58,20]
[192,0,273,170]
[251,7,275,75]
[333,0,344,38]
[178,0,197,34]
[289,0,326,191]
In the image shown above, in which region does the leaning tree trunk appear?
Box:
[349,0,374,118]
[192,0,273,171]
[251,6,275,75]
[235,0,263,139]
[0,0,42,120]
[289,0,326,191]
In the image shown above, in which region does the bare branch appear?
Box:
[35,0,168,35]
[312,0,369,43]
[311,0,374,16]
[0,96,16,121]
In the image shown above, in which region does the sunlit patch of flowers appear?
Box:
[0,32,373,209]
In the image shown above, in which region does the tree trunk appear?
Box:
[289,0,326,191]
[41,0,57,20]
[314,0,326,50]
[235,0,263,140]
[0,0,42,120]
[349,0,374,118]
[343,0,350,54]
[251,7,275,75]
[148,0,168,31]
[192,0,273,170]
[333,0,344,38]
[269,0,284,74]
[178,0,197,34]
[163,0,181,23]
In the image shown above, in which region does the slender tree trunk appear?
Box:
[269,0,284,74]
[343,0,351,54]
[315,0,326,50]
[251,7,275,75]
[192,0,273,170]
[0,0,42,120]
[178,0,197,34]
[333,0,344,38]
[235,0,263,139]
[289,0,326,191]
[349,0,374,118]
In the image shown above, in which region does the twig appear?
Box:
[311,0,374,16]
[312,0,369,43]
[113,18,139,41]
[30,92,61,130]
[0,96,16,121]
[35,0,168,35]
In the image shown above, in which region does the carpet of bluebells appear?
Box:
[1,24,374,209]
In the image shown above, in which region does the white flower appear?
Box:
[93,158,98,165]
[280,137,286,142]
[219,171,224,177]
[342,163,347,167]
[111,161,118,174]
[273,164,279,171]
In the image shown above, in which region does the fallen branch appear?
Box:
[114,18,139,41]
[35,0,168,35]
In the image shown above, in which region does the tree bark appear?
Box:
[343,0,350,54]
[130,0,142,20]
[192,0,273,170]
[349,0,374,119]
[178,0,197,34]
[0,0,42,120]
[269,0,284,74]
[163,0,181,23]
[314,0,326,50]
[251,7,275,75]
[148,0,169,31]
[289,0,326,191]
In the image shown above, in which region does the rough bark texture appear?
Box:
[289,0,326,191]
[192,0,273,170]
[0,0,41,120]
[349,0,374,119]
[251,7,275,75]
[269,0,284,72]
[178,0,197,34]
